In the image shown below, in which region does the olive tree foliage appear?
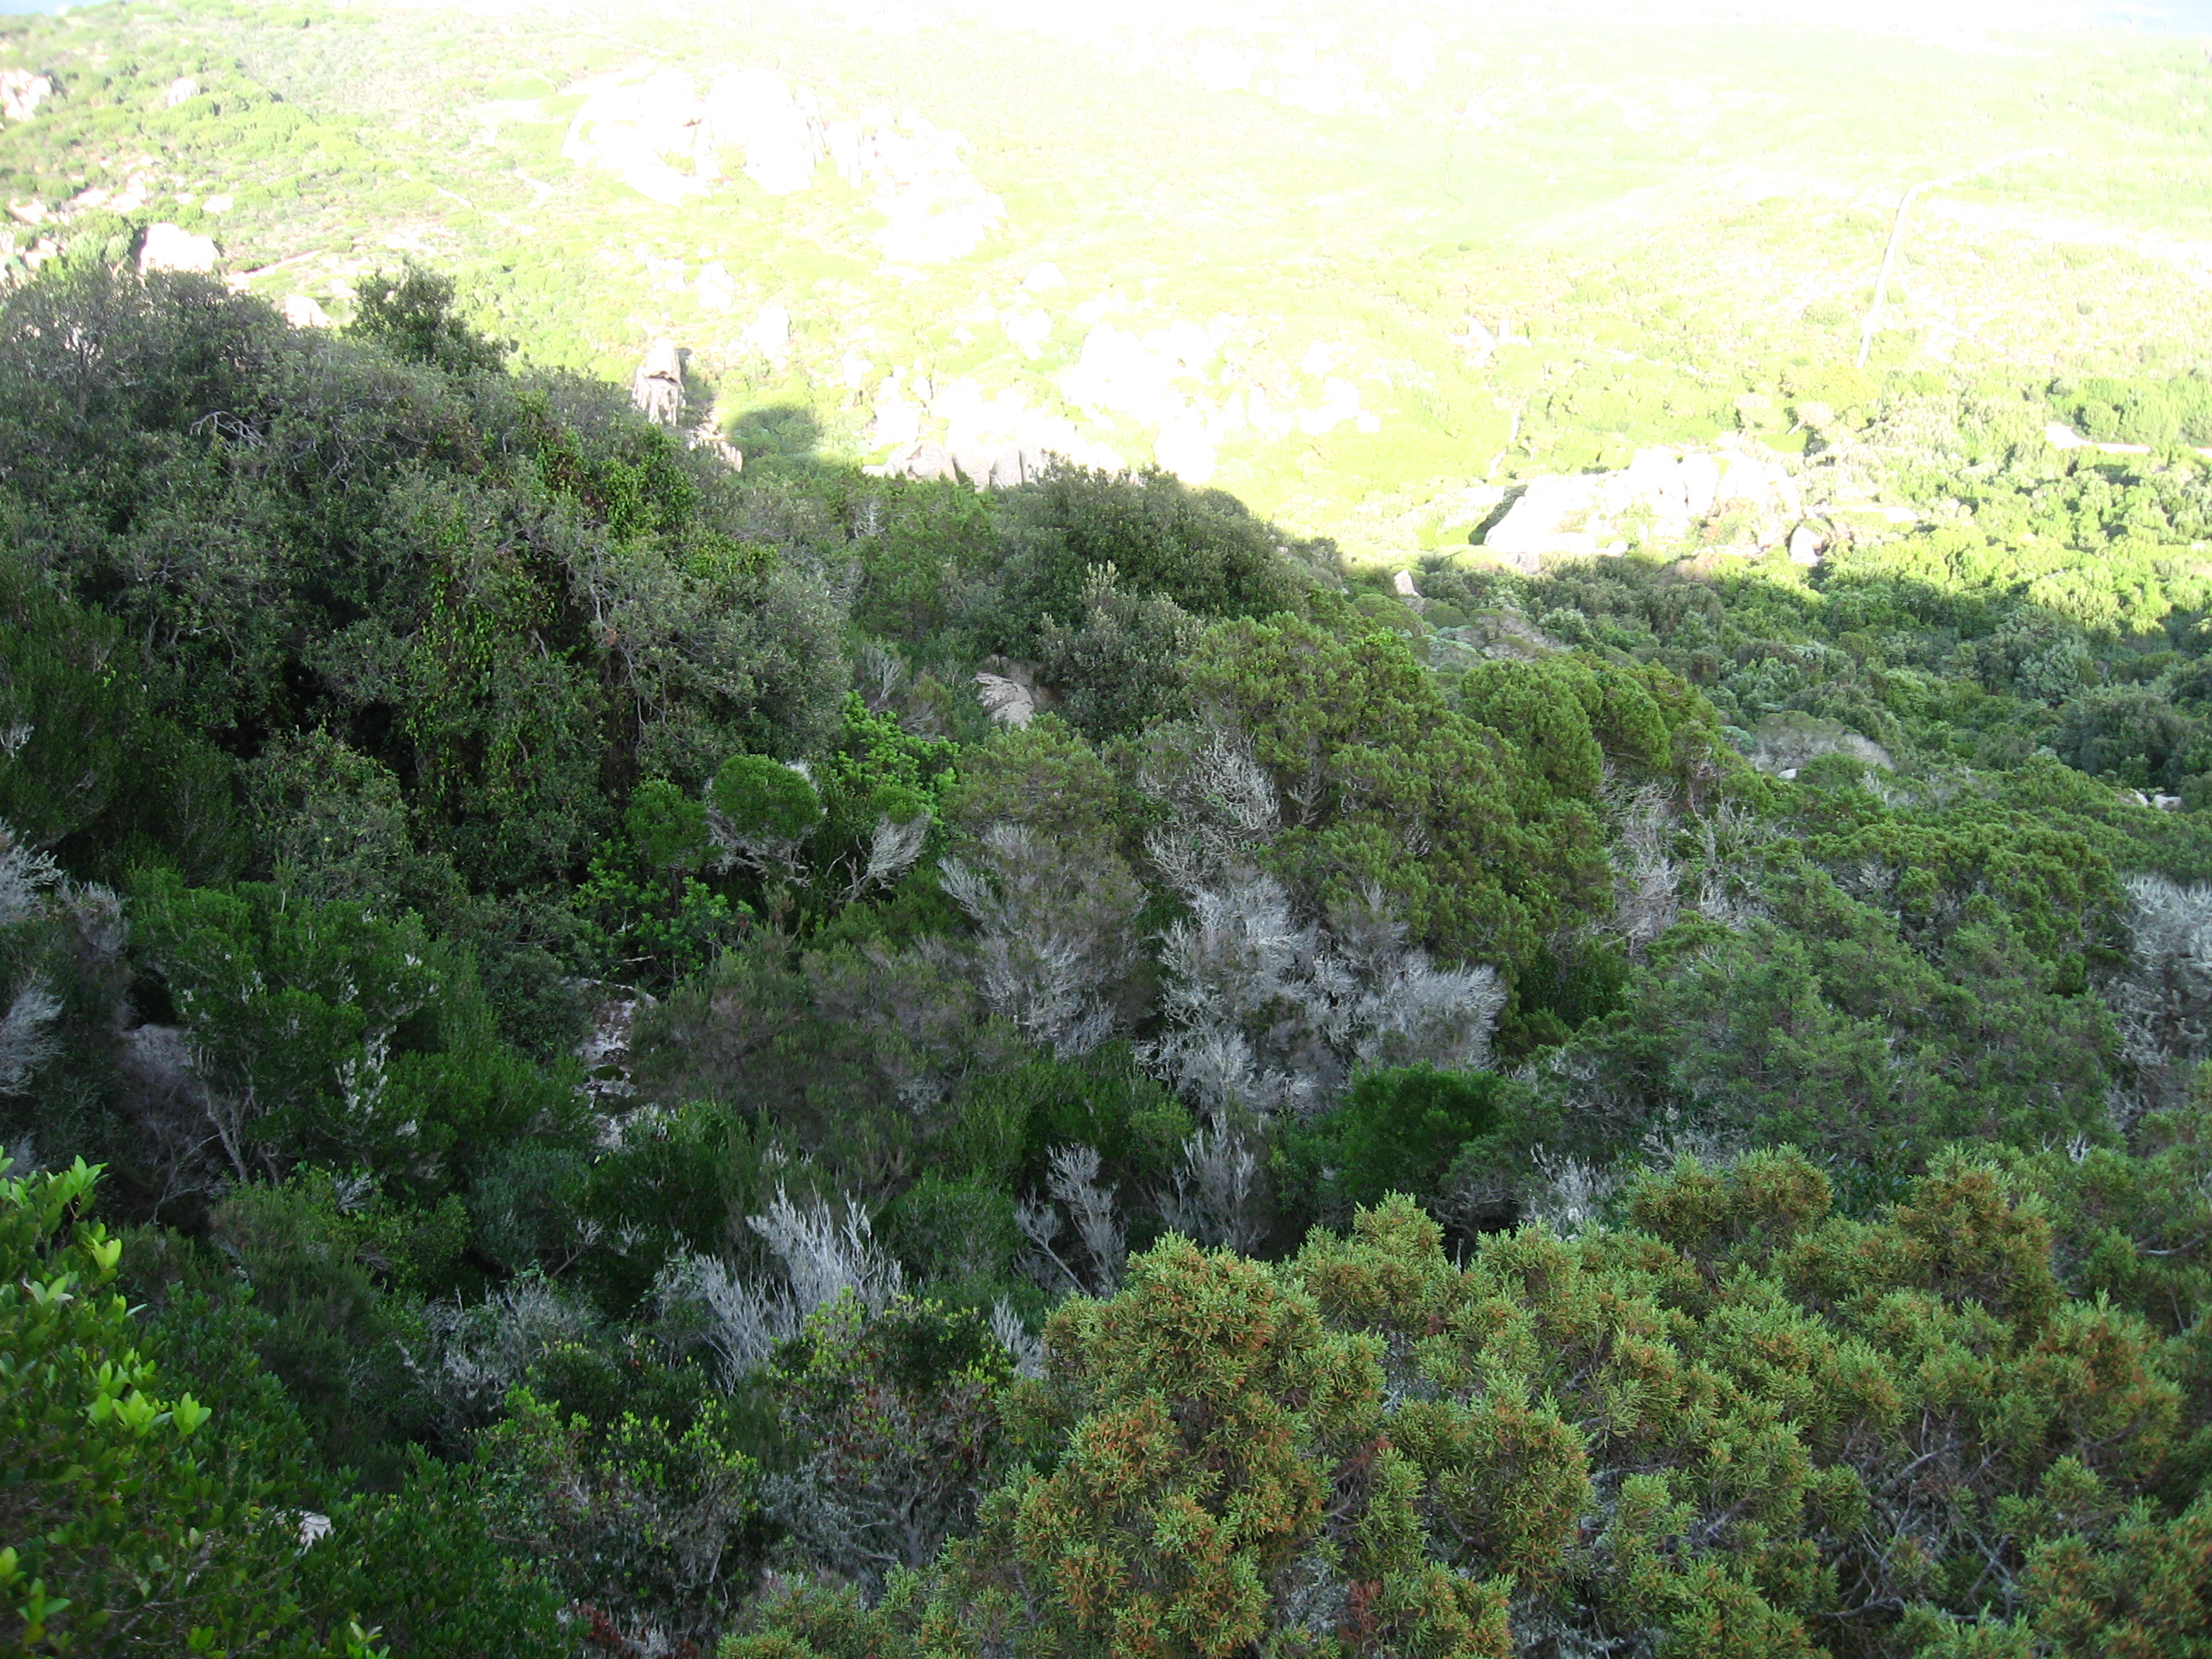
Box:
[987,464,1324,648]
[0,548,242,882]
[637,934,1031,1193]
[1032,562,1202,738]
[0,267,847,893]
[348,263,509,379]
[244,730,453,910]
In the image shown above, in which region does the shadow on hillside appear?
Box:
[725,402,828,469]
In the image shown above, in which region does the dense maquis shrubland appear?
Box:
[13,265,2212,1659]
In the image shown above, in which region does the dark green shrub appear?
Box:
[1295,1066,1516,1215]
[627,777,712,873]
[294,1451,568,1657]
[882,1173,1022,1287]
[991,465,1323,649]
[944,1044,1192,1192]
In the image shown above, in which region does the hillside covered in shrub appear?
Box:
[11,267,2212,1656]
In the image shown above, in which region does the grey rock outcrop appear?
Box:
[888,441,958,482]
[631,340,684,428]
[975,672,1035,727]
[883,440,1053,488]
[1743,713,1892,777]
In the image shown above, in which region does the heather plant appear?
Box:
[127,869,572,1194]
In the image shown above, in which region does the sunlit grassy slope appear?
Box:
[4,0,2211,556]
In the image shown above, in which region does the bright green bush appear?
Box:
[1187,614,1608,969]
[0,1157,299,1654]
[711,754,824,844]
[0,1159,535,1656]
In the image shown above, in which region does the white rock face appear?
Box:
[1001,306,1052,359]
[868,312,1392,488]
[281,294,332,329]
[830,104,1004,263]
[1057,320,1255,483]
[881,439,1052,490]
[0,69,53,125]
[1745,713,1892,776]
[870,370,1121,482]
[701,68,826,196]
[562,67,713,207]
[695,261,737,313]
[560,65,1001,264]
[1484,441,1807,562]
[137,223,219,276]
[165,76,200,108]
[737,303,791,369]
[1385,26,1441,90]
